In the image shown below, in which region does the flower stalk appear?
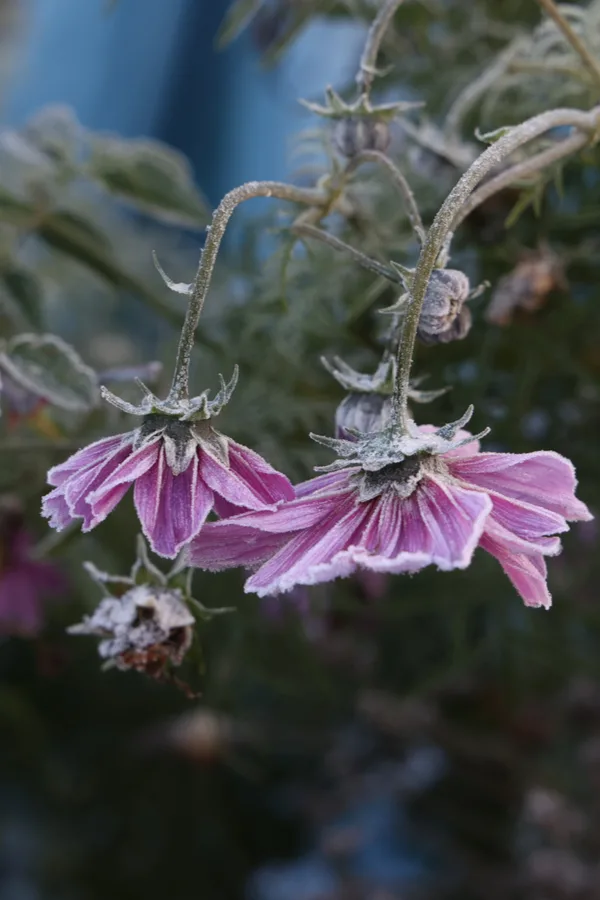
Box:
[168,180,327,403]
[391,105,600,432]
[356,0,407,97]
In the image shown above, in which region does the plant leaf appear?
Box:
[88,136,209,228]
[2,333,99,411]
[0,266,44,328]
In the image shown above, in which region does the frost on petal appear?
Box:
[199,448,283,512]
[480,533,552,609]
[65,444,134,527]
[228,441,295,504]
[346,492,432,575]
[245,495,372,596]
[207,486,352,535]
[402,475,492,570]
[483,490,569,552]
[449,450,592,521]
[483,515,562,558]
[41,488,73,530]
[47,433,130,487]
[294,469,358,498]
[86,439,162,530]
[134,452,213,558]
[186,521,288,571]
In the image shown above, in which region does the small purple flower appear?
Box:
[42,416,294,558]
[0,507,65,636]
[187,419,591,607]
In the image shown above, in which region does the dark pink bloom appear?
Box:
[42,416,294,558]
[0,524,65,636]
[187,436,591,607]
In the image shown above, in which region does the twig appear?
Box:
[291,223,401,282]
[346,150,426,242]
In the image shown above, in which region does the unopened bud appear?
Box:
[336,392,392,438]
[417,268,472,345]
[333,116,391,158]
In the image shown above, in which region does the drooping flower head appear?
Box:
[187,407,591,607]
[42,369,294,558]
[0,497,66,636]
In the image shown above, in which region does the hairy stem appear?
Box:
[168,181,327,401]
[292,222,401,282]
[535,0,600,91]
[392,105,600,431]
[356,0,406,96]
[346,149,426,242]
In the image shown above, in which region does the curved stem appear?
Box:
[535,0,600,91]
[391,105,600,432]
[168,180,327,401]
[452,129,591,230]
[356,0,406,97]
[291,222,401,282]
[346,149,425,242]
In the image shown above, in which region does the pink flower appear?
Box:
[186,433,591,607]
[42,415,294,558]
[0,517,65,636]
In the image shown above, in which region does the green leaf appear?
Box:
[0,266,44,328]
[88,136,209,228]
[475,124,513,144]
[1,333,98,411]
[216,0,264,48]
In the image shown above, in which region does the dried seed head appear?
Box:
[417,268,472,345]
[333,116,391,158]
[486,248,566,326]
[69,584,194,674]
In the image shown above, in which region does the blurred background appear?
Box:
[2,1,600,898]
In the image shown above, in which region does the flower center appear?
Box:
[357,455,423,502]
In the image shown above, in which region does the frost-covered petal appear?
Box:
[480,533,552,609]
[199,446,286,513]
[47,433,131,487]
[65,444,134,527]
[228,441,294,503]
[245,494,370,596]
[484,489,569,549]
[346,492,432,574]
[448,450,592,521]
[401,475,492,570]
[294,469,357,498]
[134,451,213,558]
[186,520,288,571]
[483,515,562,557]
[41,488,73,530]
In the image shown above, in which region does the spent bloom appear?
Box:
[42,369,294,558]
[0,498,65,636]
[187,408,591,607]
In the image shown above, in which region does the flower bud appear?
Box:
[335,391,392,438]
[333,116,391,158]
[417,268,472,345]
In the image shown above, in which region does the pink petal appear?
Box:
[483,515,562,557]
[484,489,569,547]
[65,444,134,527]
[480,533,552,609]
[294,469,358,498]
[245,495,372,596]
[47,433,130,487]
[199,448,281,512]
[41,488,73,530]
[449,450,592,521]
[228,441,294,503]
[203,484,353,535]
[186,521,288,571]
[134,452,214,558]
[400,475,493,570]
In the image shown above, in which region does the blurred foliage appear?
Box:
[2,1,600,899]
